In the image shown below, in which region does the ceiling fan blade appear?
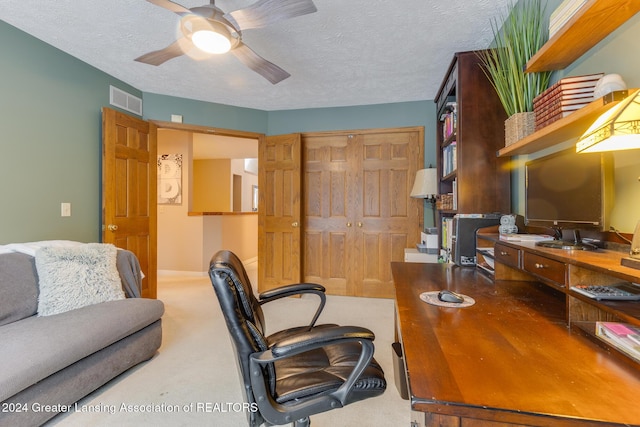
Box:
[225,0,317,30]
[230,42,290,84]
[145,0,191,16]
[135,38,190,66]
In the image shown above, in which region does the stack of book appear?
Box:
[533,73,603,130]
[440,102,457,140]
[596,322,640,363]
[549,0,588,38]
[436,194,454,211]
[441,141,457,177]
[440,216,455,263]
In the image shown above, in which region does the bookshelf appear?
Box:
[526,0,640,73]
[434,51,511,261]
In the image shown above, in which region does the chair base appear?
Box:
[294,417,310,427]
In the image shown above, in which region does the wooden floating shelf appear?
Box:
[526,0,640,73]
[497,90,629,157]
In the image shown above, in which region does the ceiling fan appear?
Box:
[135,0,317,84]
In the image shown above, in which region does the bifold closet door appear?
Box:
[302,128,422,298]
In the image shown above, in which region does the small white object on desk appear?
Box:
[499,234,552,242]
[404,248,438,263]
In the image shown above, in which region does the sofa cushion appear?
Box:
[0,253,39,327]
[0,297,164,402]
[36,243,125,316]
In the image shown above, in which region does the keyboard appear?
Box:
[571,283,640,301]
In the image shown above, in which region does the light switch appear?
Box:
[61,202,71,217]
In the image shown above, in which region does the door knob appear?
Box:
[107,224,118,232]
[347,222,352,227]
[357,222,363,228]
[292,221,299,228]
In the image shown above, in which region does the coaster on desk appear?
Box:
[419,291,475,308]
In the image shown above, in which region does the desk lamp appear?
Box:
[577,90,640,269]
[576,88,640,153]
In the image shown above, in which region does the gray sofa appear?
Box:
[0,249,164,427]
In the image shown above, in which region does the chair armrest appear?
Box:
[258,283,326,329]
[250,325,377,418]
[270,325,374,358]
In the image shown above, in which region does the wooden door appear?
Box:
[303,133,355,295]
[352,130,422,298]
[258,134,302,291]
[102,107,157,299]
[302,128,423,298]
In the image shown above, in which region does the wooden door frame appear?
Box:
[150,120,265,273]
[151,121,266,142]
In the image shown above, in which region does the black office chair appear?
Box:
[209,250,386,427]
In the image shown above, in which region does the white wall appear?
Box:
[157,129,258,273]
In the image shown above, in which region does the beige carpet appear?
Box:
[47,264,410,426]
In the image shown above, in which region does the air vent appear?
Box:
[109,85,143,116]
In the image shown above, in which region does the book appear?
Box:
[533,75,602,106]
[549,0,588,37]
[551,72,604,85]
[535,102,590,126]
[535,110,578,130]
[534,91,595,109]
[596,322,640,362]
[550,0,587,24]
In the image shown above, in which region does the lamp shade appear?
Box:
[410,168,438,198]
[577,89,640,153]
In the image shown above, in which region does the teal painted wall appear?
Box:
[143,93,268,133]
[508,11,640,232]
[0,20,142,243]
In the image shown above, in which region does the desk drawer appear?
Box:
[494,243,521,268]
[523,252,566,287]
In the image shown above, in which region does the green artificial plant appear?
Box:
[477,0,552,117]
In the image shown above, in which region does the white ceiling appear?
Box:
[0,0,512,111]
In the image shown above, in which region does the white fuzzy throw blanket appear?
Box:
[36,243,125,316]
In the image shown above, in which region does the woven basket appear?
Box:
[505,112,535,146]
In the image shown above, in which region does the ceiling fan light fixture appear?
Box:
[181,16,234,54]
[192,29,231,54]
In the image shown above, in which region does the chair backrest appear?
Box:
[209,250,271,427]
[212,250,266,334]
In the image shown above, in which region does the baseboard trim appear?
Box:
[158,270,207,277]
[158,256,256,277]
[243,256,258,266]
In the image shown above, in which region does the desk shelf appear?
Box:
[476,231,640,330]
[573,321,640,366]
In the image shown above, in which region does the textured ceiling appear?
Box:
[0,0,512,111]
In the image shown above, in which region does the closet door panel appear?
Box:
[303,134,351,295]
[352,131,421,297]
[258,134,301,292]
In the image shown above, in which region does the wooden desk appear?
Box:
[392,262,640,427]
